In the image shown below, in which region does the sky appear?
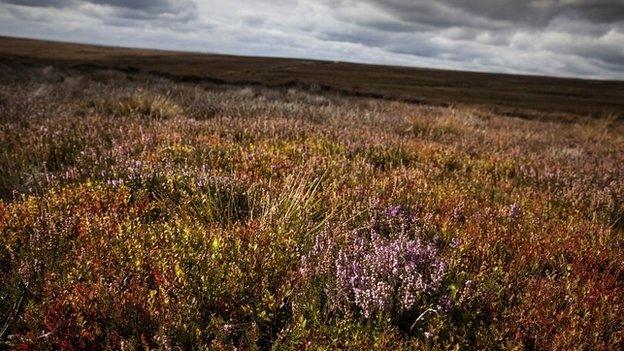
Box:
[1,0,623,80]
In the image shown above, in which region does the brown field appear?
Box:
[1,35,623,120]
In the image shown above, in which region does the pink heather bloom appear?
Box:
[508,203,521,218]
[302,205,450,319]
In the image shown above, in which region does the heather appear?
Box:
[1,64,623,350]
[300,205,452,322]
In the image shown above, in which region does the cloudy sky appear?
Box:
[1,0,623,79]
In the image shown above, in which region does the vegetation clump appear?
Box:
[104,89,183,119]
[301,205,452,323]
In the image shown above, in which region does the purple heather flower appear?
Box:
[437,295,453,312]
[450,237,461,248]
[385,205,402,218]
[508,203,521,218]
[301,205,451,319]
[452,202,466,223]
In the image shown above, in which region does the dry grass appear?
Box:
[101,89,183,119]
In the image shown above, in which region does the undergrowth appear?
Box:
[0,65,623,350]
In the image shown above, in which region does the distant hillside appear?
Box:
[1,35,623,119]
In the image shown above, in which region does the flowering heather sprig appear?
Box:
[332,231,447,317]
[508,203,521,218]
[302,205,449,319]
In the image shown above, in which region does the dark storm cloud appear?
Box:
[338,1,507,31]
[362,0,624,28]
[90,0,174,10]
[1,0,196,19]
[562,3,624,24]
[86,0,196,18]
[2,0,71,7]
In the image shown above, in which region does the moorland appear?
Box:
[0,37,623,350]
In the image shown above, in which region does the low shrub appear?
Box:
[300,205,453,330]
